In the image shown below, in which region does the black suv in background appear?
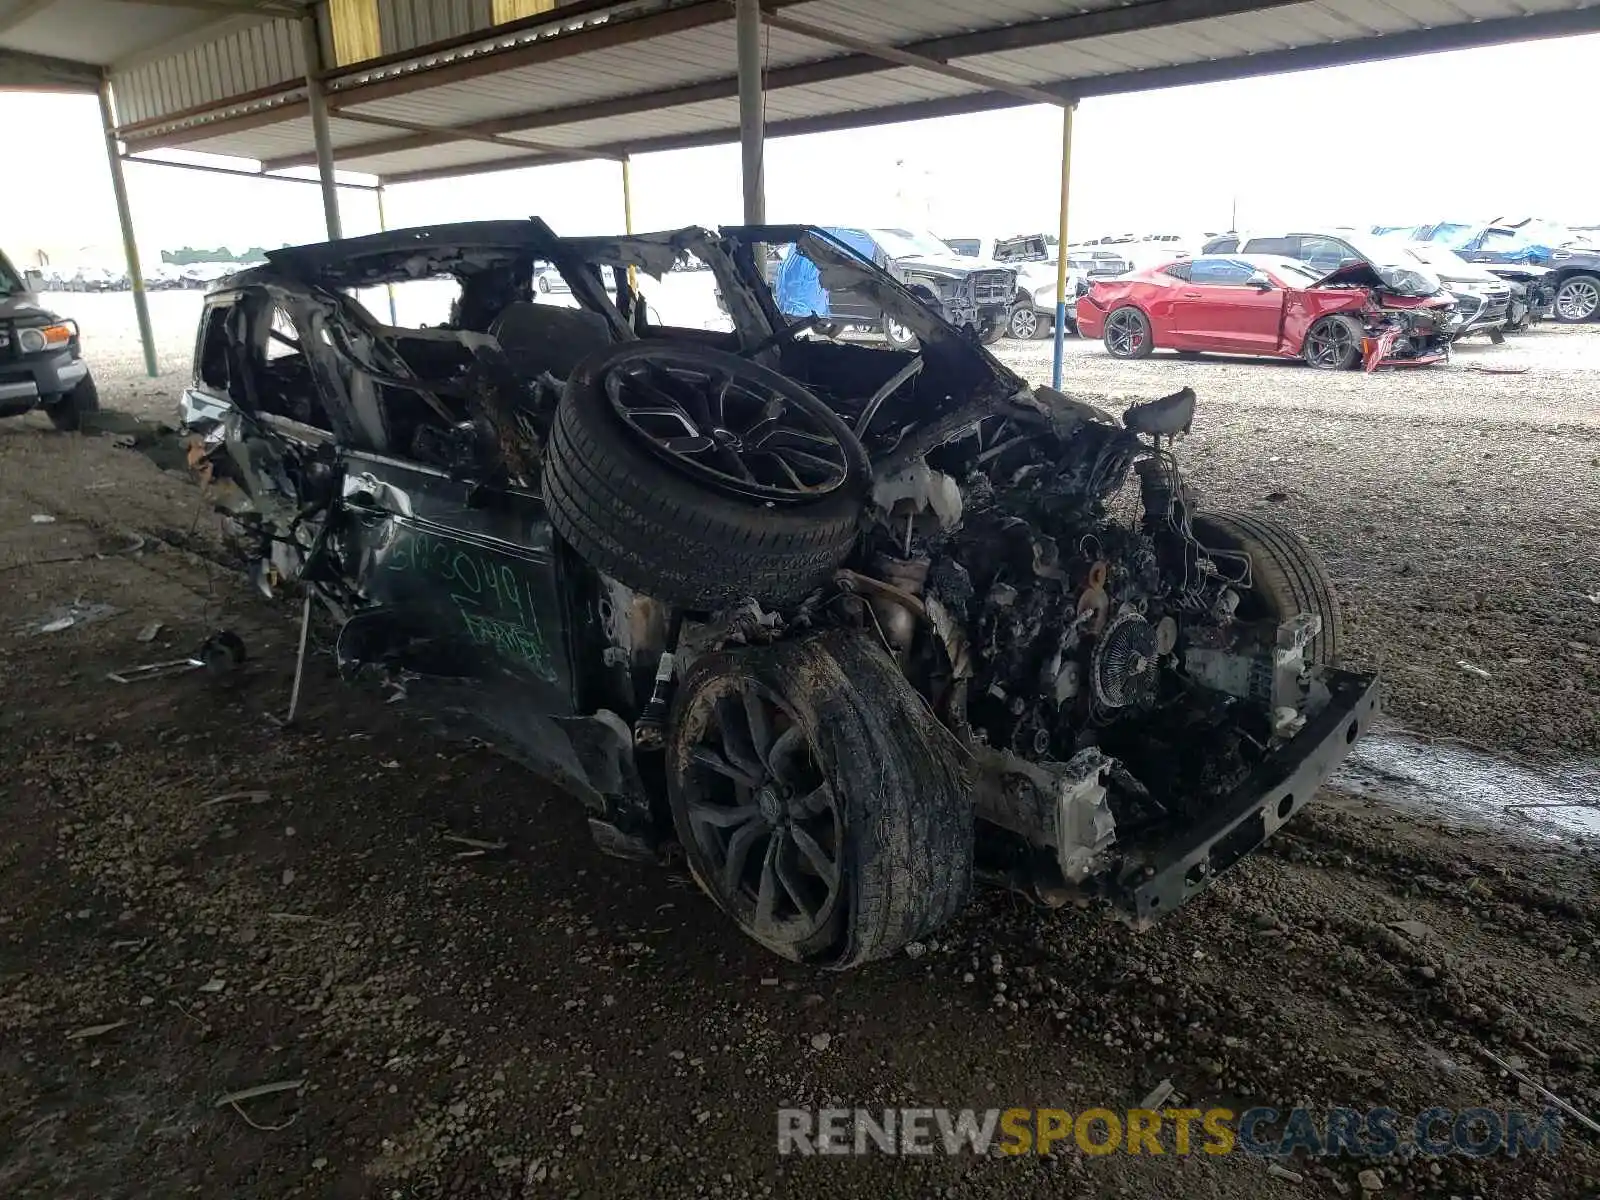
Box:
[0,247,99,430]
[1544,245,1600,324]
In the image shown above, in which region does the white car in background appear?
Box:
[1388,241,1518,337]
[1121,234,1206,270]
[944,234,1089,339]
[534,262,572,294]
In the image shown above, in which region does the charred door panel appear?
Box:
[337,451,576,713]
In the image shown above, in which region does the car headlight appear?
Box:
[16,322,75,353]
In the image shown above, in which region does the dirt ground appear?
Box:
[2,300,1598,1198]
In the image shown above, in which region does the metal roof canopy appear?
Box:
[6,0,1599,386]
[7,0,1598,186]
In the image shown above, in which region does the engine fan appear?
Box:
[1091,611,1159,709]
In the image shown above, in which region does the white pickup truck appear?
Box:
[944,234,1091,340]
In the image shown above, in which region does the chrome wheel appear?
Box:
[602,346,865,503]
[1304,317,1358,369]
[1555,276,1600,323]
[677,681,843,946]
[1007,306,1039,339]
[1104,307,1147,357]
[883,315,917,348]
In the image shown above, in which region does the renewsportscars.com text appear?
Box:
[777,1106,1563,1159]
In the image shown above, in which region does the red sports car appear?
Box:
[1075,254,1455,371]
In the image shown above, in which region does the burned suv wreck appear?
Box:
[182,220,1377,967]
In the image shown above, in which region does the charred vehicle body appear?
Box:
[181,220,1378,967]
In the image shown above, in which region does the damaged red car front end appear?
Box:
[1305,261,1454,372]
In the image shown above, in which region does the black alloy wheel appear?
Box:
[1302,315,1362,370]
[1103,306,1153,358]
[665,632,974,966]
[600,343,867,504]
[674,678,845,953]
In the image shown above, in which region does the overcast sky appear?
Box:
[4,31,1599,267]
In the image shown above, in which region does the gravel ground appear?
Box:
[1,296,1597,1198]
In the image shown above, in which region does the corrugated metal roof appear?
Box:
[776,0,1097,45]
[338,134,533,175]
[332,20,831,128]
[379,0,493,56]
[437,93,741,150]
[113,18,306,126]
[65,0,1600,184]
[1,0,228,67]
[172,115,387,162]
[761,67,982,120]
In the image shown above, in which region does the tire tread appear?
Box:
[668,632,973,968]
[1192,509,1341,666]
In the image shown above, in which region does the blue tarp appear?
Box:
[1373,222,1561,266]
[772,227,878,318]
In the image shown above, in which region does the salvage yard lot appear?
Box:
[2,294,1598,1198]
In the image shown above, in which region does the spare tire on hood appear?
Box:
[543,341,868,610]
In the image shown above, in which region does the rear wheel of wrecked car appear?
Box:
[545,341,867,609]
[1191,510,1341,667]
[46,372,99,432]
[1554,274,1600,323]
[1103,306,1153,359]
[666,630,972,967]
[1302,314,1362,370]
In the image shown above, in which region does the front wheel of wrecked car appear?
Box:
[666,630,973,967]
[1302,314,1362,370]
[1553,274,1600,323]
[545,341,867,609]
[1103,306,1153,358]
[1191,510,1342,667]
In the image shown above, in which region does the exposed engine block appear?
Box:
[921,486,1211,770]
